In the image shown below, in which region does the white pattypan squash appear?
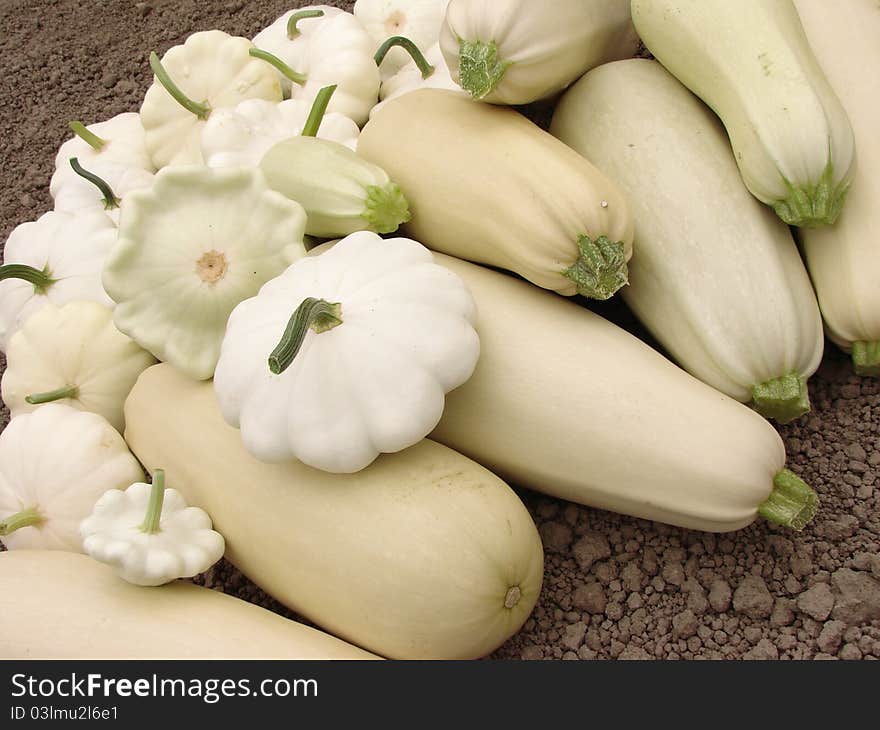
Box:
[253,6,380,126]
[371,42,461,119]
[355,0,450,80]
[81,470,225,587]
[0,211,116,351]
[140,30,283,169]
[1,302,156,432]
[51,113,154,190]
[213,231,480,474]
[102,166,307,381]
[201,97,359,169]
[0,404,144,552]
[51,157,155,226]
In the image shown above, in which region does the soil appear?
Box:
[1,0,878,661]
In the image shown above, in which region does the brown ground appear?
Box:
[1,0,878,660]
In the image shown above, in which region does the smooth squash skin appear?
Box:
[631,0,855,228]
[123,364,544,660]
[550,60,824,423]
[0,551,377,659]
[428,254,817,533]
[794,0,880,376]
[357,89,634,301]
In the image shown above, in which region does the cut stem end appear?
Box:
[773,161,851,228]
[149,51,212,120]
[248,47,308,87]
[852,342,880,377]
[25,384,79,405]
[0,506,44,537]
[374,36,435,79]
[563,235,629,301]
[301,85,337,137]
[70,157,120,210]
[457,38,511,100]
[141,469,166,535]
[363,182,411,234]
[751,372,811,424]
[287,8,324,38]
[68,121,107,152]
[759,469,818,531]
[0,264,55,295]
[268,298,343,374]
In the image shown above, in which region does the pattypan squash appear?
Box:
[52,157,155,226]
[201,97,359,169]
[213,231,480,474]
[355,0,450,80]
[1,302,156,433]
[102,166,307,381]
[140,30,283,168]
[0,210,116,351]
[51,113,154,190]
[80,469,225,587]
[0,404,144,552]
[252,6,380,125]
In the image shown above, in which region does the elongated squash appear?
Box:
[357,89,634,301]
[0,551,376,659]
[426,255,818,533]
[794,0,880,376]
[123,364,543,660]
[550,59,824,423]
[631,0,855,228]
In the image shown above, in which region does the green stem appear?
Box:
[374,36,435,79]
[852,342,880,377]
[0,264,55,295]
[457,38,511,100]
[141,469,166,535]
[773,159,851,228]
[268,298,343,375]
[301,85,337,137]
[248,48,308,87]
[758,469,819,531]
[68,121,106,151]
[69,157,120,210]
[25,384,79,405]
[0,507,44,536]
[287,8,324,38]
[562,235,629,301]
[149,51,211,120]
[363,183,411,234]
[751,372,811,424]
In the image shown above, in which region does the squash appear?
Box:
[631,0,855,228]
[550,59,824,423]
[793,0,880,375]
[357,89,634,301]
[425,254,818,533]
[0,551,376,659]
[123,364,544,660]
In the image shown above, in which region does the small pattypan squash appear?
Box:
[201,97,359,169]
[0,210,116,351]
[213,231,480,474]
[102,166,307,381]
[140,30,283,168]
[0,404,144,552]
[81,470,225,587]
[1,302,156,433]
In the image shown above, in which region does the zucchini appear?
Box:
[123,364,544,660]
[550,59,824,423]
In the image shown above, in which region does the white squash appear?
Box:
[793,0,880,375]
[439,0,638,104]
[0,551,378,659]
[1,301,156,432]
[631,0,855,228]
[124,364,544,660]
[550,60,824,423]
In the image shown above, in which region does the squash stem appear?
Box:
[301,85,337,137]
[287,8,324,38]
[562,234,629,301]
[68,120,106,151]
[0,506,44,536]
[25,384,79,405]
[751,372,810,424]
[141,469,166,535]
[457,38,511,100]
[759,470,818,531]
[374,36,435,79]
[149,51,212,120]
[249,48,308,87]
[363,183,411,234]
[69,157,120,210]
[268,298,343,375]
[773,160,850,228]
[0,264,55,295]
[852,342,880,377]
